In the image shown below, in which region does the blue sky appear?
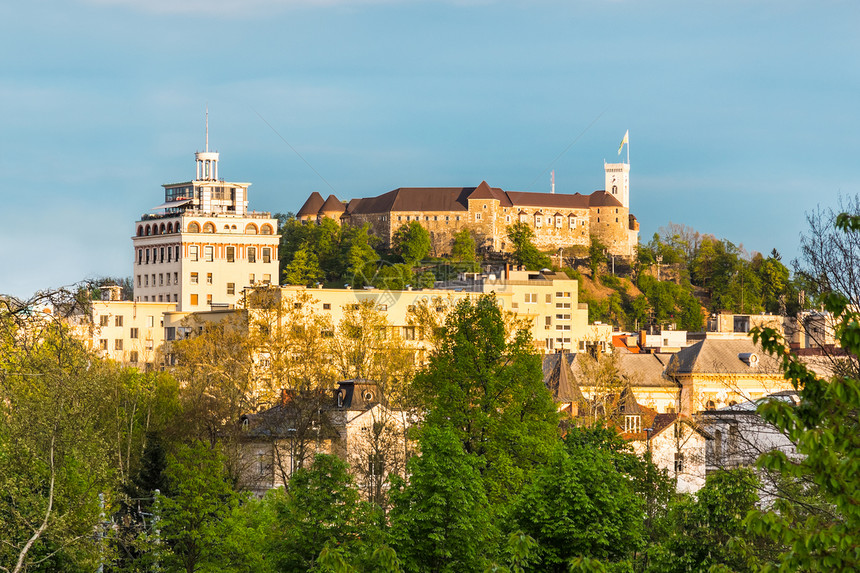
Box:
[2,0,858,298]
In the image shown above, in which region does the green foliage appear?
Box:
[451,229,478,268]
[748,236,860,572]
[389,424,497,573]
[271,454,383,573]
[512,444,643,571]
[644,469,772,573]
[506,222,552,270]
[283,247,324,286]
[589,235,609,277]
[412,294,560,503]
[158,441,248,573]
[392,222,431,266]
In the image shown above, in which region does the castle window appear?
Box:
[475,213,482,221]
[456,216,460,221]
[616,218,619,223]
[398,216,402,221]
[506,215,511,223]
[483,204,487,209]
[597,217,600,223]
[612,185,617,194]
[434,216,438,221]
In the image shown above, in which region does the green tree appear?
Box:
[158,441,243,573]
[512,445,643,571]
[506,222,552,270]
[646,469,772,573]
[282,247,324,286]
[392,222,431,266]
[341,224,380,288]
[271,454,382,573]
[589,234,609,278]
[451,229,477,269]
[747,225,860,573]
[412,294,559,504]
[388,425,497,573]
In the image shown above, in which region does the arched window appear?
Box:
[166,222,173,233]
[137,225,143,236]
[612,185,618,194]
[705,400,716,411]
[145,224,151,236]
[260,224,274,235]
[203,222,216,233]
[231,225,237,230]
[187,222,200,233]
[159,223,166,234]
[245,223,258,235]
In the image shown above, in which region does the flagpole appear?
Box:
[627,132,630,166]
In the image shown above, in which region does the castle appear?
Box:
[296,162,639,257]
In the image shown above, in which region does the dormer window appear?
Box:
[624,415,641,433]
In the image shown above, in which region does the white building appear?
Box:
[132,132,280,310]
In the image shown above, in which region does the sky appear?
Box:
[2,0,858,298]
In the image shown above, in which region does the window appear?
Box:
[203,222,215,233]
[369,453,384,477]
[99,339,108,350]
[189,245,199,261]
[204,246,213,262]
[323,303,331,310]
[145,249,151,264]
[190,294,198,306]
[129,328,139,339]
[524,293,537,304]
[191,272,198,284]
[624,415,641,433]
[100,315,110,327]
[174,272,178,284]
[115,339,123,350]
[166,274,171,286]
[555,324,571,331]
[137,275,141,287]
[249,273,255,284]
[556,216,563,228]
[115,316,123,327]
[556,302,571,309]
[535,216,542,227]
[159,273,164,286]
[207,273,213,285]
[262,248,271,263]
[206,294,213,304]
[546,293,552,303]
[555,314,571,320]
[147,316,154,327]
[226,246,235,262]
[262,274,271,285]
[248,247,256,263]
[545,316,552,327]
[674,452,684,473]
[188,222,200,233]
[227,283,235,295]
[475,213,482,220]
[129,351,138,363]
[175,246,180,261]
[404,326,416,340]
[160,247,165,263]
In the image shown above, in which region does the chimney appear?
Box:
[639,330,646,349]
[505,263,510,280]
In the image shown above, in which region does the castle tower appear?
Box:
[604,162,630,209]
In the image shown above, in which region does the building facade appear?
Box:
[132,141,280,311]
[296,162,639,257]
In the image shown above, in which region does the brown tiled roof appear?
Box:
[544,352,586,403]
[588,190,624,207]
[297,191,325,217]
[467,181,514,207]
[349,187,473,214]
[506,191,593,209]
[320,194,346,214]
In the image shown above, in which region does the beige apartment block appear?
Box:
[87,300,176,370]
[132,139,279,311]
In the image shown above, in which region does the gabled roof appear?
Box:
[616,353,675,388]
[467,181,513,207]
[297,191,325,217]
[320,194,346,214]
[649,413,712,440]
[588,190,624,208]
[544,352,586,403]
[668,338,781,376]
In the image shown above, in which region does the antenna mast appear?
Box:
[551,170,555,194]
[205,107,209,152]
